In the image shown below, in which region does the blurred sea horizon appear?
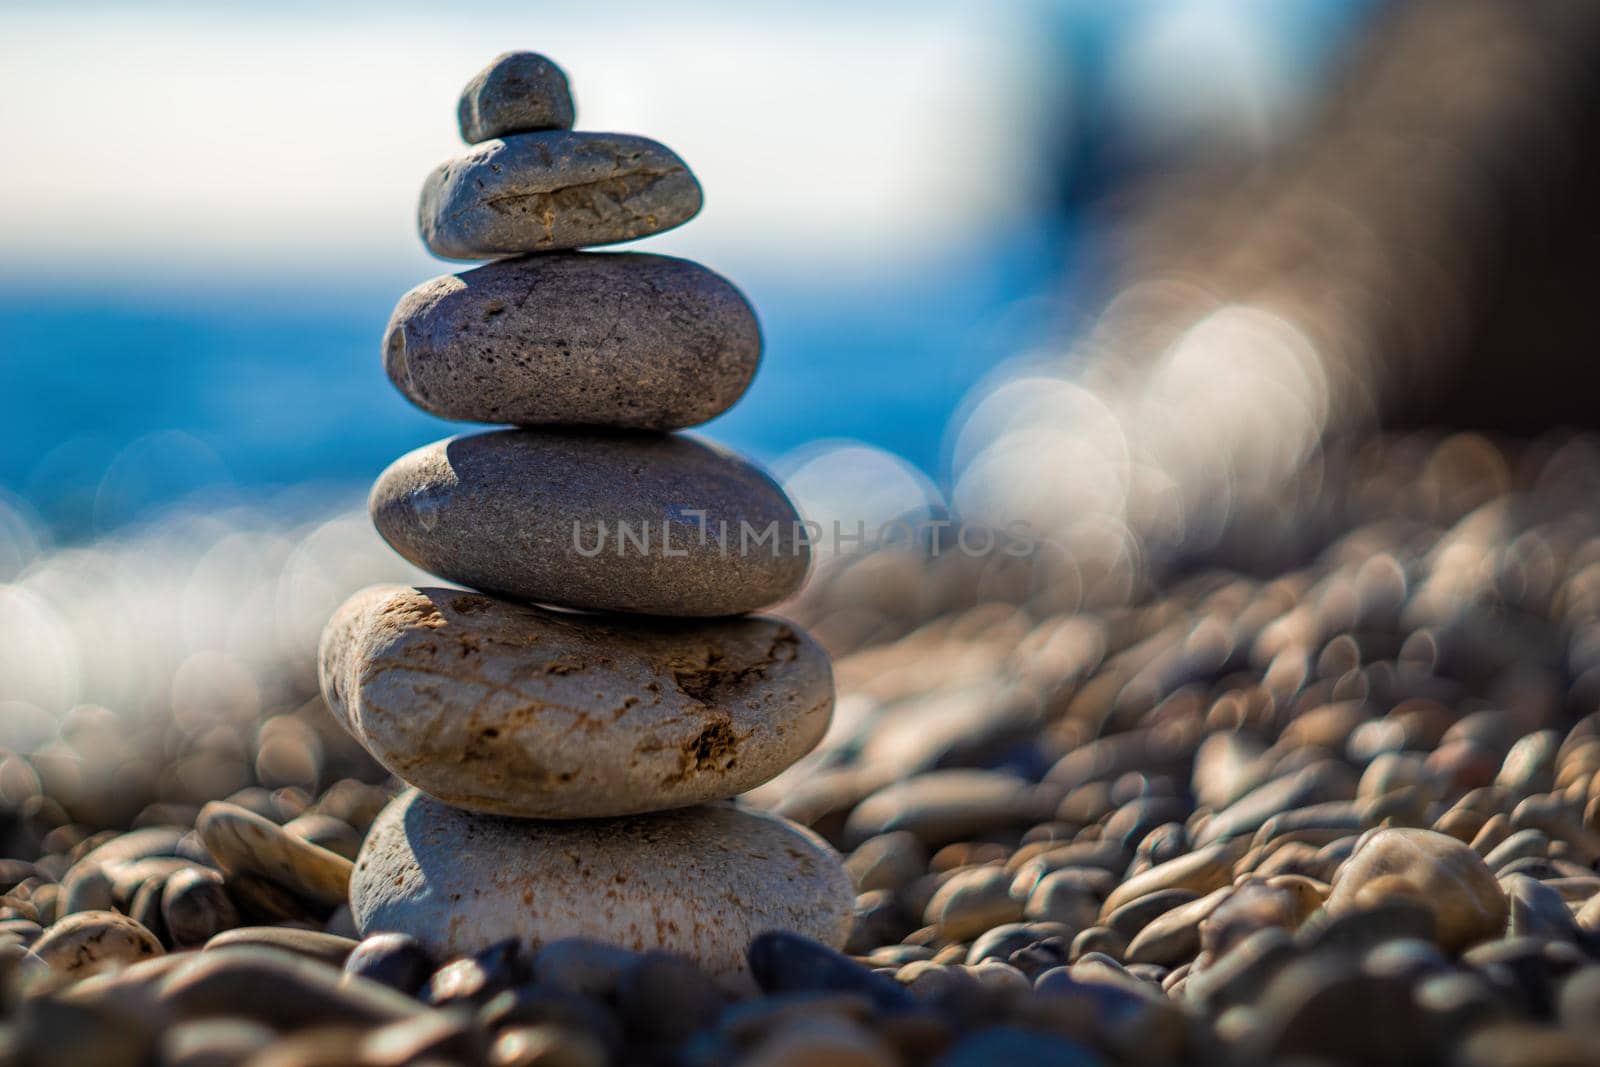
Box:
[0,0,1373,545]
[0,224,1070,541]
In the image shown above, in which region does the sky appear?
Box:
[0,2,1054,290]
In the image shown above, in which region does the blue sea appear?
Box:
[0,229,1075,539]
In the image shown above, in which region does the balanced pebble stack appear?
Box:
[317,51,852,984]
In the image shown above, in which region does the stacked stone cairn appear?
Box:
[317,51,852,986]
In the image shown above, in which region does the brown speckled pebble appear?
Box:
[369,430,809,617]
[350,791,852,989]
[319,585,833,817]
[1324,828,1506,952]
[419,131,701,259]
[383,253,761,431]
[458,51,574,143]
[196,802,353,910]
[31,910,163,979]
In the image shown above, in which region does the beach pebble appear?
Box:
[369,429,809,616]
[923,868,1022,942]
[965,923,1041,965]
[1502,874,1579,941]
[616,952,726,1045]
[59,864,115,915]
[844,833,928,895]
[843,771,1041,848]
[1324,828,1506,951]
[1238,956,1432,1066]
[278,815,359,864]
[1183,927,1298,1015]
[1124,886,1231,966]
[491,1024,609,1067]
[204,926,358,966]
[30,910,163,979]
[350,791,852,988]
[320,585,832,818]
[361,1009,484,1065]
[1023,868,1104,929]
[159,946,418,1028]
[742,1017,897,1067]
[531,939,642,997]
[11,997,159,1067]
[747,931,917,1014]
[1104,888,1198,945]
[1298,899,1436,954]
[935,1026,1105,1066]
[196,802,352,910]
[342,932,435,995]
[0,918,43,948]
[159,1018,277,1067]
[1195,761,1356,845]
[1495,731,1561,795]
[423,938,523,1006]
[1100,842,1237,917]
[160,867,239,948]
[384,252,760,431]
[419,131,701,258]
[1069,926,1126,963]
[458,51,574,143]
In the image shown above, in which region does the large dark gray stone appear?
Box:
[368,429,809,616]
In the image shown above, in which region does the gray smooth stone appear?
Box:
[350,791,853,990]
[383,253,760,430]
[419,131,701,259]
[318,585,833,817]
[369,429,809,616]
[458,51,574,143]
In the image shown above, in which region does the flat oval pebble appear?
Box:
[350,791,852,988]
[31,910,163,979]
[369,429,809,616]
[204,927,358,966]
[320,585,832,817]
[419,131,701,259]
[458,51,574,143]
[1324,828,1506,952]
[842,770,1041,848]
[384,253,760,430]
[159,946,420,1028]
[196,802,353,909]
[1100,842,1238,917]
[343,932,435,995]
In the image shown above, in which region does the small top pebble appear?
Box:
[458,51,574,143]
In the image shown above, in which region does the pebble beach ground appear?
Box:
[11,9,1600,1062]
[7,432,1600,1066]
